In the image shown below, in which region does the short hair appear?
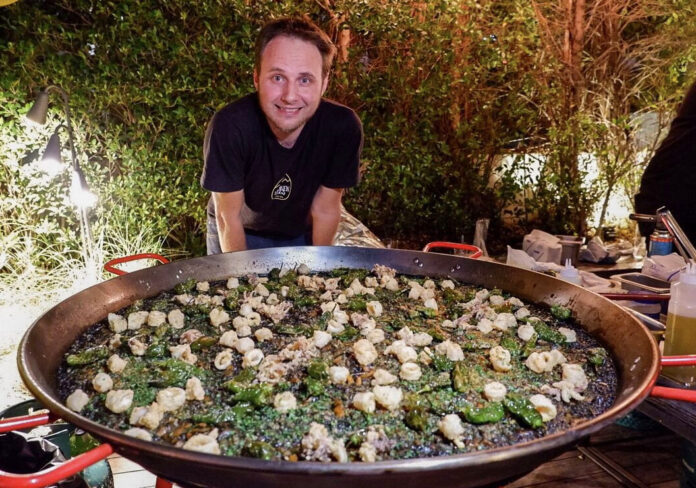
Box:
[254,16,336,79]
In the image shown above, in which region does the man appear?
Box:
[635,79,696,245]
[201,16,363,254]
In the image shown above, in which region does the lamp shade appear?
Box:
[41,130,62,164]
[25,91,49,125]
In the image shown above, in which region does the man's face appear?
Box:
[254,35,328,144]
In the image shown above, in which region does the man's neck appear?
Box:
[277,136,297,149]
[273,125,303,149]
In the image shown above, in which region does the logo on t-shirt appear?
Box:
[271,174,292,200]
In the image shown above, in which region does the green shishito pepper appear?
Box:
[185,303,212,317]
[452,363,486,393]
[66,346,109,366]
[304,377,325,396]
[276,324,313,337]
[144,341,168,358]
[174,277,197,294]
[280,270,297,286]
[589,347,607,366]
[531,319,565,344]
[268,268,297,287]
[417,307,437,319]
[193,404,254,424]
[224,292,239,311]
[190,336,217,352]
[149,299,169,312]
[336,326,360,342]
[154,324,169,338]
[328,268,369,287]
[499,335,520,356]
[243,440,277,460]
[442,288,464,305]
[345,298,367,311]
[432,354,454,372]
[150,359,207,387]
[132,385,156,406]
[405,407,430,432]
[307,359,329,380]
[228,384,273,407]
[222,368,257,391]
[427,327,446,342]
[521,332,538,358]
[550,305,572,321]
[462,402,505,424]
[294,295,318,307]
[503,395,543,429]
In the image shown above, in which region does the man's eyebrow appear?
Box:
[266,67,316,79]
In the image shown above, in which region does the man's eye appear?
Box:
[300,77,311,84]
[272,75,283,82]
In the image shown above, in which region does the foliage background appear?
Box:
[1,0,696,273]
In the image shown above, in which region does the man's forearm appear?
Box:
[312,210,341,246]
[218,215,247,252]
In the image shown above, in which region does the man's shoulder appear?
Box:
[318,98,360,123]
[212,93,262,129]
[314,98,362,141]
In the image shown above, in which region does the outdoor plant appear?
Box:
[1,0,695,282]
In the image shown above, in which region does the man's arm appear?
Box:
[310,185,343,246]
[213,190,247,252]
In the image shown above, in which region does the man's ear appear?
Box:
[321,75,329,96]
[253,69,259,91]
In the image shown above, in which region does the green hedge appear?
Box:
[1,0,693,266]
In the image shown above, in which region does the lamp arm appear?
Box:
[44,85,93,260]
[45,85,79,173]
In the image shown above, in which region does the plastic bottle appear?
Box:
[648,221,674,256]
[662,262,696,385]
[558,259,582,286]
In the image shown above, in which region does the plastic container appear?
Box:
[558,259,582,285]
[556,235,583,266]
[662,263,696,385]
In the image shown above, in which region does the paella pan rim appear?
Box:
[16,246,660,481]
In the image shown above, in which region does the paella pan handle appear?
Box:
[423,241,483,259]
[104,253,170,276]
[650,355,696,402]
[0,411,55,433]
[0,413,114,488]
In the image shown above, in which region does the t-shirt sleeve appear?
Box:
[200,111,246,193]
[321,109,363,189]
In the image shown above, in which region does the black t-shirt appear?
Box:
[635,80,696,242]
[201,93,363,238]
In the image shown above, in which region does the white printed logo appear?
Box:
[271,174,292,200]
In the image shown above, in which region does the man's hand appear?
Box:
[310,185,343,246]
[213,191,247,252]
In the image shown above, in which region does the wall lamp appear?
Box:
[26,85,95,261]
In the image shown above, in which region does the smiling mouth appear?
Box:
[276,105,302,115]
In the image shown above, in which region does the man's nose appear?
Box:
[281,82,298,103]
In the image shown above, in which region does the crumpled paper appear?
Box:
[506,246,617,293]
[522,229,562,264]
[333,205,385,249]
[641,253,687,282]
[578,236,620,264]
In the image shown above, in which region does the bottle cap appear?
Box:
[559,259,581,284]
[679,262,696,285]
